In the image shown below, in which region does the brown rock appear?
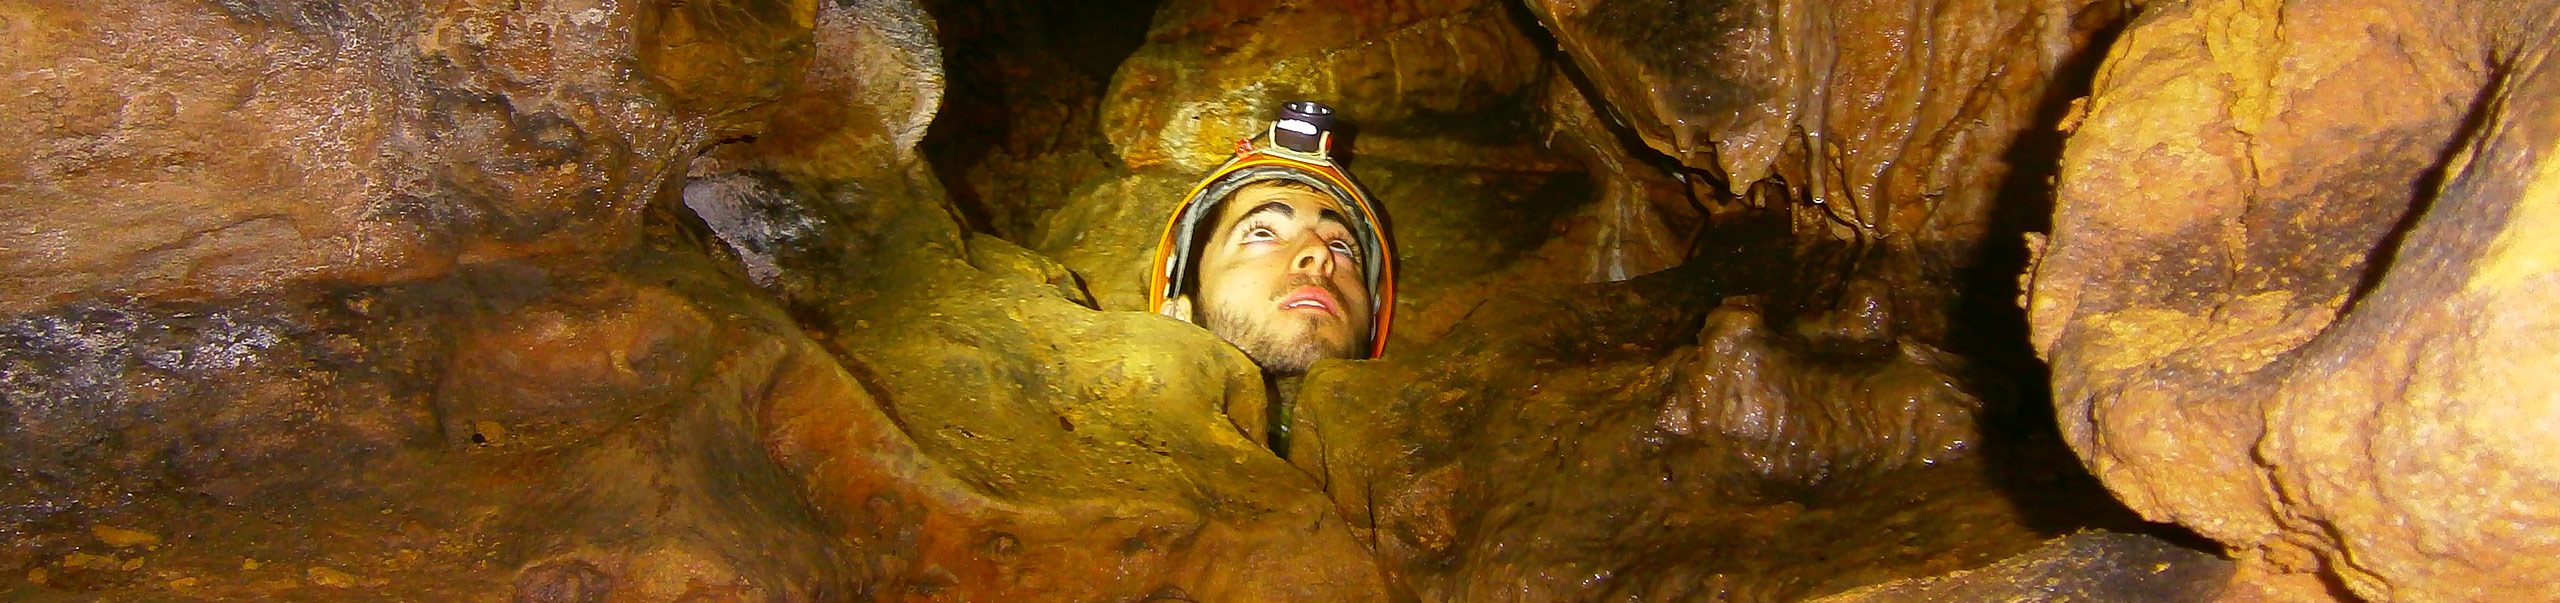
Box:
[10,0,1393,599]
[1030,167,1204,312]
[3,0,2323,600]
[1520,0,2114,246]
[0,0,810,316]
[1025,0,1724,351]
[1100,0,1545,169]
[650,0,1403,598]
[1539,73,1705,283]
[1287,257,2084,601]
[514,559,612,603]
[918,0,1156,242]
[2,250,863,598]
[304,566,359,588]
[1512,0,2129,362]
[2028,0,2560,599]
[1809,531,2234,603]
[89,525,160,549]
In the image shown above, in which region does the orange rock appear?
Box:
[91,525,161,549]
[2030,0,2560,599]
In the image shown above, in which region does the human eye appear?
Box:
[1327,238,1358,259]
[1240,225,1279,243]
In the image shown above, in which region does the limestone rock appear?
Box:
[0,0,811,316]
[1287,254,2086,601]
[1520,0,2112,245]
[6,0,1393,599]
[1022,0,1724,343]
[1100,0,1546,170]
[1,251,858,599]
[639,0,1399,598]
[1540,73,1704,283]
[1809,531,2235,603]
[6,0,841,596]
[12,0,2390,599]
[2028,1,2560,599]
[1040,0,1584,321]
[919,0,1156,242]
[1029,167,1203,313]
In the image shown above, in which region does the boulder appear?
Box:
[2028,1,2560,599]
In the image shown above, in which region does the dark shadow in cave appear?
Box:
[1955,4,2216,550]
[1499,0,1719,225]
[1499,0,2192,548]
[1477,0,2199,556]
[2341,60,2510,317]
[916,0,1164,242]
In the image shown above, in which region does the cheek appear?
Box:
[1208,263,1279,303]
[1332,272,1371,316]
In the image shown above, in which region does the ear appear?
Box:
[1160,295,1196,324]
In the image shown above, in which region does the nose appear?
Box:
[1290,240,1335,277]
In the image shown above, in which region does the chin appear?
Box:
[1209,306,1365,373]
[1287,318,1357,356]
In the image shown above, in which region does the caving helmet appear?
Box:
[1148,101,1396,358]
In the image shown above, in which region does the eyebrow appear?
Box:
[1237,201,1293,222]
[1317,208,1351,231]
[1228,202,1354,239]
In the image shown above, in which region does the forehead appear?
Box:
[1213,183,1347,226]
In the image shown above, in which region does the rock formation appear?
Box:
[6,1,1386,598]
[2028,2,2560,600]
[8,0,2545,601]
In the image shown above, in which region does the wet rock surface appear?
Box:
[1034,0,1709,342]
[917,0,1158,242]
[7,0,1387,599]
[1522,0,2113,242]
[2,240,857,599]
[5,0,840,597]
[2028,2,2560,600]
[1099,0,1547,171]
[0,0,805,316]
[1809,531,2235,603]
[37,0,2550,600]
[1519,0,2125,352]
[1282,229,2160,601]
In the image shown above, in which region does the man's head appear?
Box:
[1147,101,1393,373]
[1175,179,1373,375]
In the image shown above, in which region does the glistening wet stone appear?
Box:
[0,0,2357,600]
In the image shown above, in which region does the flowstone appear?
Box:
[29,0,2488,600]
[1282,235,2155,601]
[2030,1,2560,600]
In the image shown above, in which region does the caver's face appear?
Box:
[1193,182,1372,375]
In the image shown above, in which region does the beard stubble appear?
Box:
[1203,275,1358,375]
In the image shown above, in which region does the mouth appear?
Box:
[1278,286,1341,318]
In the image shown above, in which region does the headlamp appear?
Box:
[1148,101,1395,358]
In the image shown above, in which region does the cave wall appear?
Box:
[1512,0,2124,355]
[5,1,1390,599]
[3,0,853,596]
[1003,1,2195,600]
[1281,263,2048,601]
[2027,1,2560,600]
[915,0,1156,241]
[1032,0,1722,351]
[0,0,788,316]
[1522,0,2115,242]
[1,1,2134,600]
[19,0,2546,600]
